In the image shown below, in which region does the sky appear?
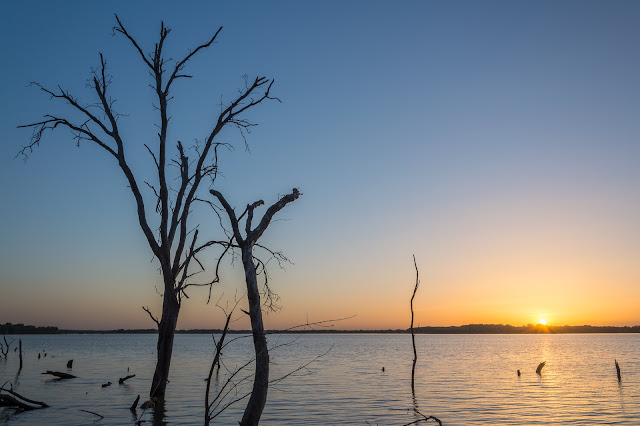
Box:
[1,1,639,330]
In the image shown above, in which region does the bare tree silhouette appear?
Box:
[18,15,279,399]
[210,188,300,424]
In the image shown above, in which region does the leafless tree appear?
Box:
[209,188,300,425]
[18,16,278,399]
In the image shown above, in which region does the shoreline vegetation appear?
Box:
[2,322,639,335]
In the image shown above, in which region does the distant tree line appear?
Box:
[413,324,640,334]
[3,322,639,335]
[1,323,59,334]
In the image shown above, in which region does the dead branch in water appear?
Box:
[615,359,621,382]
[0,386,49,410]
[80,409,104,419]
[410,255,420,393]
[130,394,140,411]
[204,304,234,426]
[536,361,546,375]
[42,370,76,379]
[205,311,345,424]
[119,374,136,384]
[407,256,442,426]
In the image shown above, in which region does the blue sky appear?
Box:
[1,1,639,329]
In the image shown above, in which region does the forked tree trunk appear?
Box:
[150,280,180,399]
[240,245,269,426]
[210,187,300,424]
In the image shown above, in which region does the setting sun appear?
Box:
[538,319,547,325]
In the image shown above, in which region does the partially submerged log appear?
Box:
[0,387,49,410]
[536,361,546,375]
[119,374,135,384]
[615,359,621,382]
[42,370,76,379]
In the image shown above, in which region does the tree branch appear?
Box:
[248,188,301,244]
[142,306,160,328]
[209,190,243,244]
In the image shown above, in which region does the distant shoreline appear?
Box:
[2,322,639,335]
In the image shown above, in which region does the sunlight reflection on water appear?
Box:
[0,334,638,424]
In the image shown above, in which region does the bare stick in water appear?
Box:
[411,255,420,393]
[615,359,621,382]
[130,395,140,411]
[536,361,546,375]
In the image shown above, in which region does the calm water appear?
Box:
[0,334,638,425]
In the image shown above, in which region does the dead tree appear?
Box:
[410,255,420,393]
[18,16,278,399]
[210,188,301,425]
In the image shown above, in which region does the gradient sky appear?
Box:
[1,1,639,330]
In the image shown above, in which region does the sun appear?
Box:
[538,319,547,326]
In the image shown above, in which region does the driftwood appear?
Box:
[536,361,546,375]
[101,382,112,388]
[43,370,76,379]
[615,359,621,382]
[0,387,49,410]
[119,374,136,384]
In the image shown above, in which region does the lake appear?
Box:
[1,333,638,425]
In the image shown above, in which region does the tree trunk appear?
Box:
[240,244,269,426]
[150,283,180,399]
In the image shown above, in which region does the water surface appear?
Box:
[0,334,638,424]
